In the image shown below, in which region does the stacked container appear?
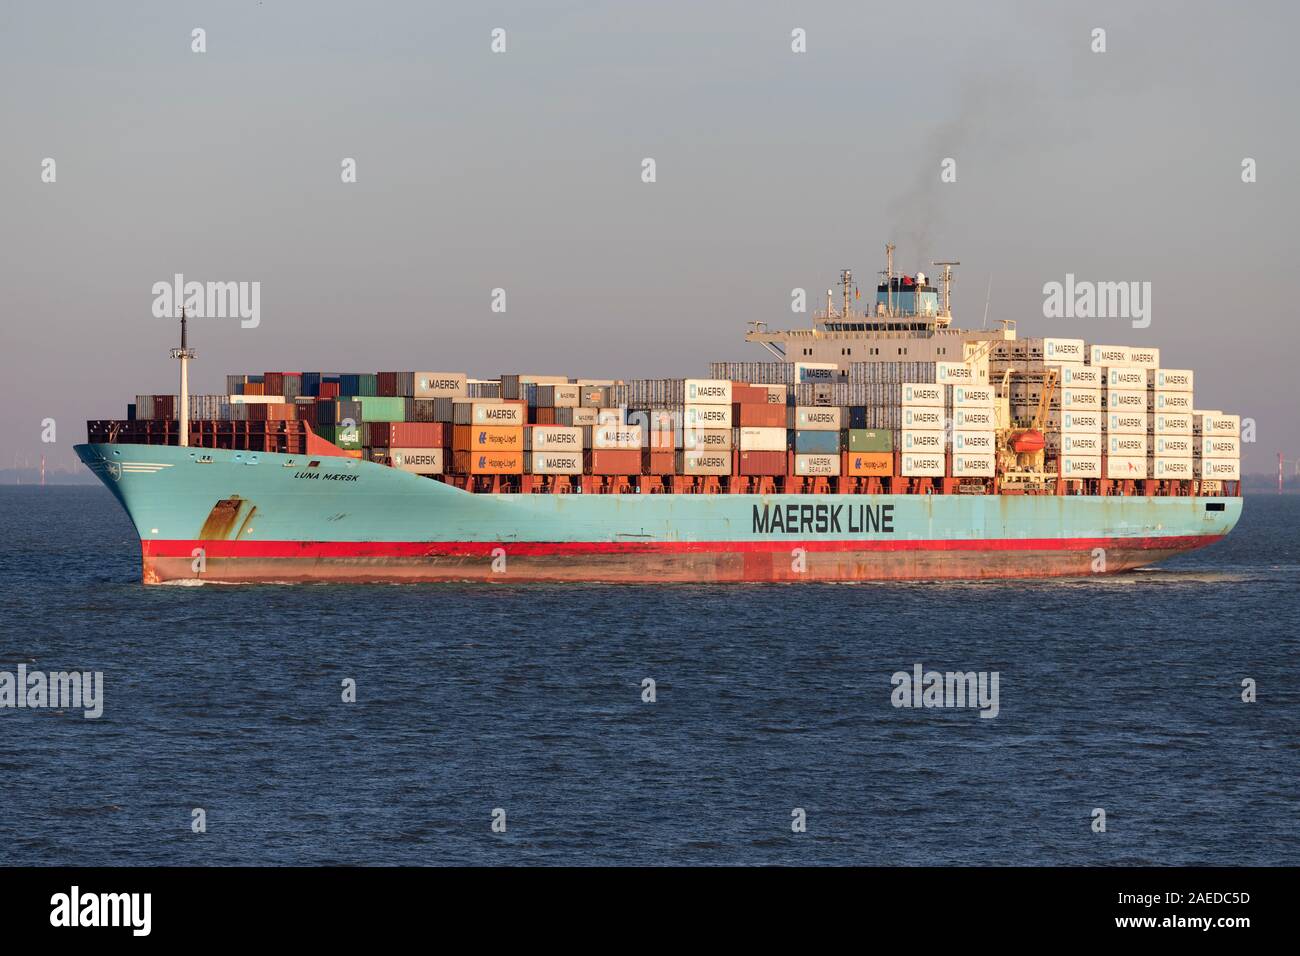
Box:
[1194,412,1241,482]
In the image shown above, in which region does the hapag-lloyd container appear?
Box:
[1106,412,1146,435]
[1198,436,1240,458]
[1153,413,1193,435]
[791,406,841,430]
[901,453,944,477]
[1154,392,1194,413]
[452,425,524,451]
[952,431,996,453]
[526,425,582,451]
[1106,367,1148,389]
[684,404,732,428]
[902,383,944,407]
[737,426,785,452]
[1105,389,1148,412]
[1150,368,1194,392]
[451,450,524,474]
[378,447,445,474]
[1108,433,1148,457]
[1104,456,1148,480]
[1153,435,1194,456]
[794,453,840,476]
[1060,456,1102,479]
[902,430,945,453]
[453,400,526,426]
[1199,458,1240,479]
[1150,457,1194,479]
[678,450,730,475]
[527,451,583,474]
[845,452,892,477]
[684,379,732,405]
[952,454,995,477]
[683,427,732,451]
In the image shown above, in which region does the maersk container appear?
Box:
[794,453,840,476]
[901,430,945,453]
[900,453,944,477]
[1060,456,1101,478]
[1055,433,1102,455]
[1107,367,1147,389]
[1128,347,1160,369]
[1060,387,1103,410]
[536,384,581,408]
[1059,365,1102,388]
[794,362,838,383]
[737,426,786,452]
[791,406,841,430]
[953,430,996,453]
[555,407,599,427]
[1106,412,1146,435]
[1105,389,1148,412]
[1198,436,1240,458]
[1195,413,1239,437]
[1108,433,1148,457]
[1060,411,1103,433]
[1033,337,1086,364]
[684,379,732,405]
[1088,345,1133,367]
[1152,413,1193,435]
[936,361,977,385]
[385,447,444,475]
[904,407,945,429]
[952,454,995,477]
[399,372,467,399]
[793,430,841,454]
[1154,392,1193,413]
[453,400,525,427]
[1150,368,1193,392]
[901,383,944,407]
[1104,456,1148,480]
[951,386,994,407]
[677,450,730,475]
[683,404,731,428]
[526,425,582,451]
[848,429,893,453]
[1149,457,1194,479]
[527,451,583,475]
[1154,435,1193,456]
[683,427,732,451]
[586,424,644,450]
[952,408,993,430]
[1199,458,1240,480]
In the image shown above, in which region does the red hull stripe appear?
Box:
[144,535,1223,559]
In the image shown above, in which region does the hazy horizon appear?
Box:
[3,0,1297,474]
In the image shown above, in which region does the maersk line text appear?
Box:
[753,503,895,535]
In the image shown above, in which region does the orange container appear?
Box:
[735,403,787,428]
[452,425,524,451]
[452,450,524,474]
[845,452,893,477]
[642,449,677,474]
[586,449,642,475]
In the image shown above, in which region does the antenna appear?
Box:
[931,261,959,318]
[841,269,852,319]
[981,273,993,329]
[170,306,197,447]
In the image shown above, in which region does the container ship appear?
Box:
[77,249,1243,584]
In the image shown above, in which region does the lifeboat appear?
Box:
[1009,429,1045,453]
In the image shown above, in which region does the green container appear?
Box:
[318,423,362,450]
[349,396,406,422]
[848,429,893,453]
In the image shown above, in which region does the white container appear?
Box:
[952,385,995,407]
[1060,456,1102,479]
[1105,456,1148,480]
[1128,347,1160,369]
[682,427,732,451]
[1060,433,1103,455]
[1198,458,1240,480]
[684,379,732,405]
[952,408,994,430]
[679,451,731,476]
[1105,389,1148,412]
[794,453,840,477]
[1106,411,1147,435]
[1153,435,1194,456]
[738,426,786,452]
[1088,344,1133,367]
[952,454,995,477]
[535,384,581,407]
[794,362,838,383]
[1153,392,1193,413]
[953,430,997,453]
[791,406,841,430]
[1060,387,1103,410]
[683,404,732,428]
[407,372,468,399]
[904,407,945,429]
[1150,368,1193,392]
[229,394,287,404]
[454,400,525,426]
[527,451,583,475]
[936,361,976,384]
[1152,413,1193,435]
[902,430,946,452]
[597,407,625,425]
[1059,365,1102,387]
[1106,366,1148,389]
[901,383,944,407]
[1040,337,1087,364]
[1195,413,1240,436]
[383,447,444,474]
[1149,457,1194,479]
[1108,433,1148,457]
[586,424,645,449]
[901,453,945,477]
[1061,411,1103,433]
[526,425,582,451]
[1198,436,1240,458]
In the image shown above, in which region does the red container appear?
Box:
[264,372,284,396]
[642,449,677,474]
[377,372,398,397]
[367,422,447,447]
[735,403,786,428]
[586,449,642,475]
[731,384,765,405]
[737,450,785,476]
[319,382,340,398]
[534,407,556,425]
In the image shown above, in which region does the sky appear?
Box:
[2,0,1297,475]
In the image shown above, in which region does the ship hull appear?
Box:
[77,444,1242,585]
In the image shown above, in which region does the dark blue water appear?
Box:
[1,486,1296,865]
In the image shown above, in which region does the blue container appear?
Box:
[848,405,868,429]
[302,372,322,397]
[793,430,841,454]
